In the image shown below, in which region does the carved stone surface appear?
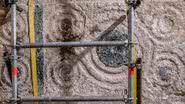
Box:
[0,0,185,104]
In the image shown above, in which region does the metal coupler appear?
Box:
[136,58,142,69]
[4,0,17,7]
[127,0,142,9]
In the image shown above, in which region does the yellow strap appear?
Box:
[125,0,128,16]
[29,0,39,99]
[133,33,137,104]
[133,69,137,104]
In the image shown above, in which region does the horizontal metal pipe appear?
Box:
[19,96,128,102]
[15,41,137,48]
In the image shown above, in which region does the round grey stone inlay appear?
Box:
[159,66,172,81]
[96,30,128,68]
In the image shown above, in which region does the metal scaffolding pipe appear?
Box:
[11,0,18,104]
[128,0,135,104]
[136,58,142,104]
[19,96,129,102]
[6,0,142,103]
[15,41,137,48]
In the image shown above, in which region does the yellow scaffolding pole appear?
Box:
[28,0,39,100]
[133,34,137,104]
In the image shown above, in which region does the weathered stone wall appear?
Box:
[0,0,185,104]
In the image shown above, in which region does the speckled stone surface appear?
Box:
[0,0,185,104]
[96,30,128,67]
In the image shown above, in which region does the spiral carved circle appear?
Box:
[0,13,27,45]
[76,30,144,89]
[0,54,31,92]
[45,53,74,91]
[150,48,185,93]
[46,4,86,41]
[137,3,184,45]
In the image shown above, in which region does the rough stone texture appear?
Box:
[96,30,128,67]
[0,0,185,104]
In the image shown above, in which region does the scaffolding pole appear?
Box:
[128,0,135,104]
[7,0,142,103]
[18,96,130,102]
[11,0,18,104]
[15,41,137,48]
[136,58,142,104]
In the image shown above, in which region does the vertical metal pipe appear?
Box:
[11,0,18,103]
[136,58,142,104]
[128,0,135,104]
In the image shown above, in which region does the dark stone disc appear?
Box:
[96,30,128,68]
[159,66,172,81]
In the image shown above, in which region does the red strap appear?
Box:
[12,67,18,76]
[129,67,134,76]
